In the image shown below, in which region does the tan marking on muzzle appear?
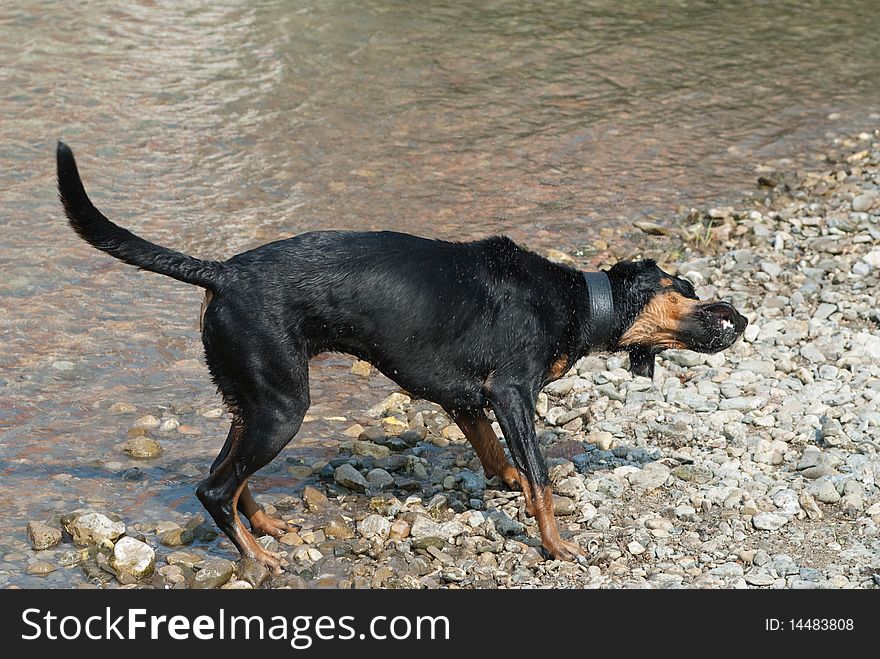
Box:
[619,291,696,349]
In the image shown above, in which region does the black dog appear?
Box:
[56,142,747,571]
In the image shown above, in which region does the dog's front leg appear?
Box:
[488,384,584,562]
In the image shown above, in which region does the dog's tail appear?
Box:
[56,141,229,290]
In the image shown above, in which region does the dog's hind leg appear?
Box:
[209,420,296,539]
[197,344,310,573]
[447,408,536,516]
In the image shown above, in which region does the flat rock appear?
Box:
[409,515,465,542]
[752,512,788,531]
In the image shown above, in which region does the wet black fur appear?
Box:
[56,141,743,560]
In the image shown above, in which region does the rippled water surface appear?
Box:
[1,0,879,586]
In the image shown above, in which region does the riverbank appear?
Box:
[10,127,880,589]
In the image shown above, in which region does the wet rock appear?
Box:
[352,440,391,460]
[111,537,155,582]
[366,468,394,489]
[131,414,160,430]
[155,564,187,588]
[237,558,270,588]
[367,393,411,418]
[165,550,203,570]
[26,561,57,576]
[334,464,368,492]
[324,515,355,540]
[63,512,125,548]
[302,485,330,512]
[109,401,137,414]
[351,360,372,376]
[158,417,180,433]
[27,521,62,550]
[192,559,235,589]
[120,436,162,459]
[161,527,195,547]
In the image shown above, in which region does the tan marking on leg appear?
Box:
[239,482,295,538]
[531,485,583,561]
[230,481,283,574]
[450,410,536,515]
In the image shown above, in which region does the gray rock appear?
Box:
[760,261,782,278]
[409,515,465,542]
[807,476,840,504]
[852,192,877,212]
[192,559,235,589]
[627,462,670,490]
[366,468,394,489]
[752,512,788,531]
[485,511,525,536]
[238,558,270,588]
[334,463,368,492]
[744,572,775,586]
[458,469,485,494]
[552,495,577,516]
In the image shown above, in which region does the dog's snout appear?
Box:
[703,301,747,332]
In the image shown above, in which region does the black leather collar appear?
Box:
[583,271,615,351]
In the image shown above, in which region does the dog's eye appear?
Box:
[679,280,697,299]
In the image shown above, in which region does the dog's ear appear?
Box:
[628,346,655,378]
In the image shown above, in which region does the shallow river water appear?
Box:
[1,0,879,586]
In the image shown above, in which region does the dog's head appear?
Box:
[607,260,747,377]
